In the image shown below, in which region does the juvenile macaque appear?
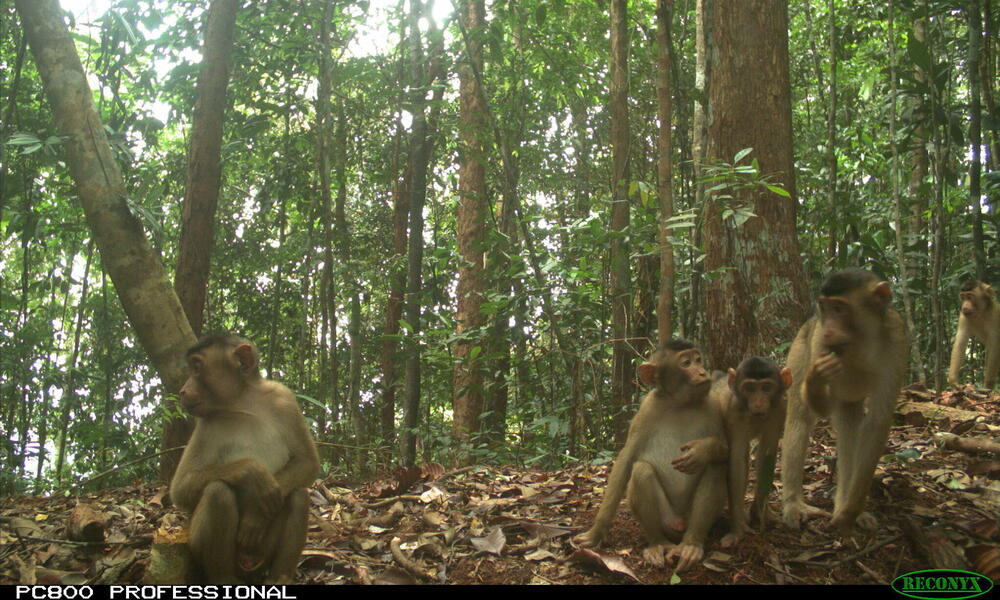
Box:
[780,269,905,533]
[713,356,791,547]
[169,334,320,584]
[575,340,727,572]
[948,280,999,389]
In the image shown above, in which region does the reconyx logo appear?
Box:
[891,569,993,600]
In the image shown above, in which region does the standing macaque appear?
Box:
[575,340,727,572]
[714,356,791,547]
[780,269,906,534]
[948,280,999,389]
[170,334,321,584]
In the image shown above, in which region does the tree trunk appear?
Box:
[703,0,809,368]
[609,0,634,448]
[889,0,926,384]
[968,0,986,280]
[174,0,238,337]
[452,0,488,449]
[15,0,197,482]
[656,0,675,344]
[401,0,444,466]
[55,242,94,486]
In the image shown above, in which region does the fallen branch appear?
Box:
[389,537,435,582]
[936,432,1000,455]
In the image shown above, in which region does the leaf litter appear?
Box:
[1,386,998,585]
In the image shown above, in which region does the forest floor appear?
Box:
[1,385,998,586]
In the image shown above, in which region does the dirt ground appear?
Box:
[1,385,998,585]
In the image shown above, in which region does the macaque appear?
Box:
[780,269,906,534]
[169,334,320,584]
[575,340,727,572]
[948,280,999,389]
[713,356,791,547]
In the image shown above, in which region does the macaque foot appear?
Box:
[666,542,704,573]
[782,500,830,530]
[573,527,605,548]
[720,523,749,548]
[642,542,676,567]
[831,509,876,534]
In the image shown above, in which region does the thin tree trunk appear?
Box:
[174,0,239,337]
[889,0,926,384]
[401,0,444,467]
[316,0,341,461]
[609,0,634,448]
[656,0,675,344]
[16,0,198,482]
[452,0,488,449]
[55,242,94,486]
[968,0,986,280]
[827,0,838,259]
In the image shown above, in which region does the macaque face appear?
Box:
[817,296,855,354]
[959,288,992,317]
[737,378,777,415]
[640,348,709,392]
[179,344,254,415]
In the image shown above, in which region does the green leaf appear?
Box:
[734,147,753,163]
[765,184,790,198]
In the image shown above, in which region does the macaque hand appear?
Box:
[806,353,843,388]
[573,526,605,548]
[244,468,282,517]
[666,541,704,572]
[671,440,710,474]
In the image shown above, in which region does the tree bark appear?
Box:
[968,0,986,281]
[15,0,197,482]
[609,0,634,448]
[703,0,809,368]
[173,0,239,337]
[452,0,488,448]
[656,0,675,344]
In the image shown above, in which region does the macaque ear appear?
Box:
[780,367,793,389]
[984,284,995,299]
[637,362,657,387]
[235,343,258,371]
[872,281,892,305]
[728,368,737,390]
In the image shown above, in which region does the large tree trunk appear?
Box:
[15,0,196,482]
[452,0,488,449]
[656,0,675,344]
[968,0,986,280]
[174,0,239,337]
[703,0,808,367]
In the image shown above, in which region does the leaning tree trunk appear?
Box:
[703,0,809,367]
[15,0,197,482]
[174,0,239,337]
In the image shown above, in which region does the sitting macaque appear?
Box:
[948,280,999,389]
[713,356,791,547]
[169,334,321,584]
[575,340,727,572]
[780,269,905,534]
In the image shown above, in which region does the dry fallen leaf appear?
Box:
[470,526,506,555]
[565,548,641,583]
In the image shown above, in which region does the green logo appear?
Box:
[891,569,993,600]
